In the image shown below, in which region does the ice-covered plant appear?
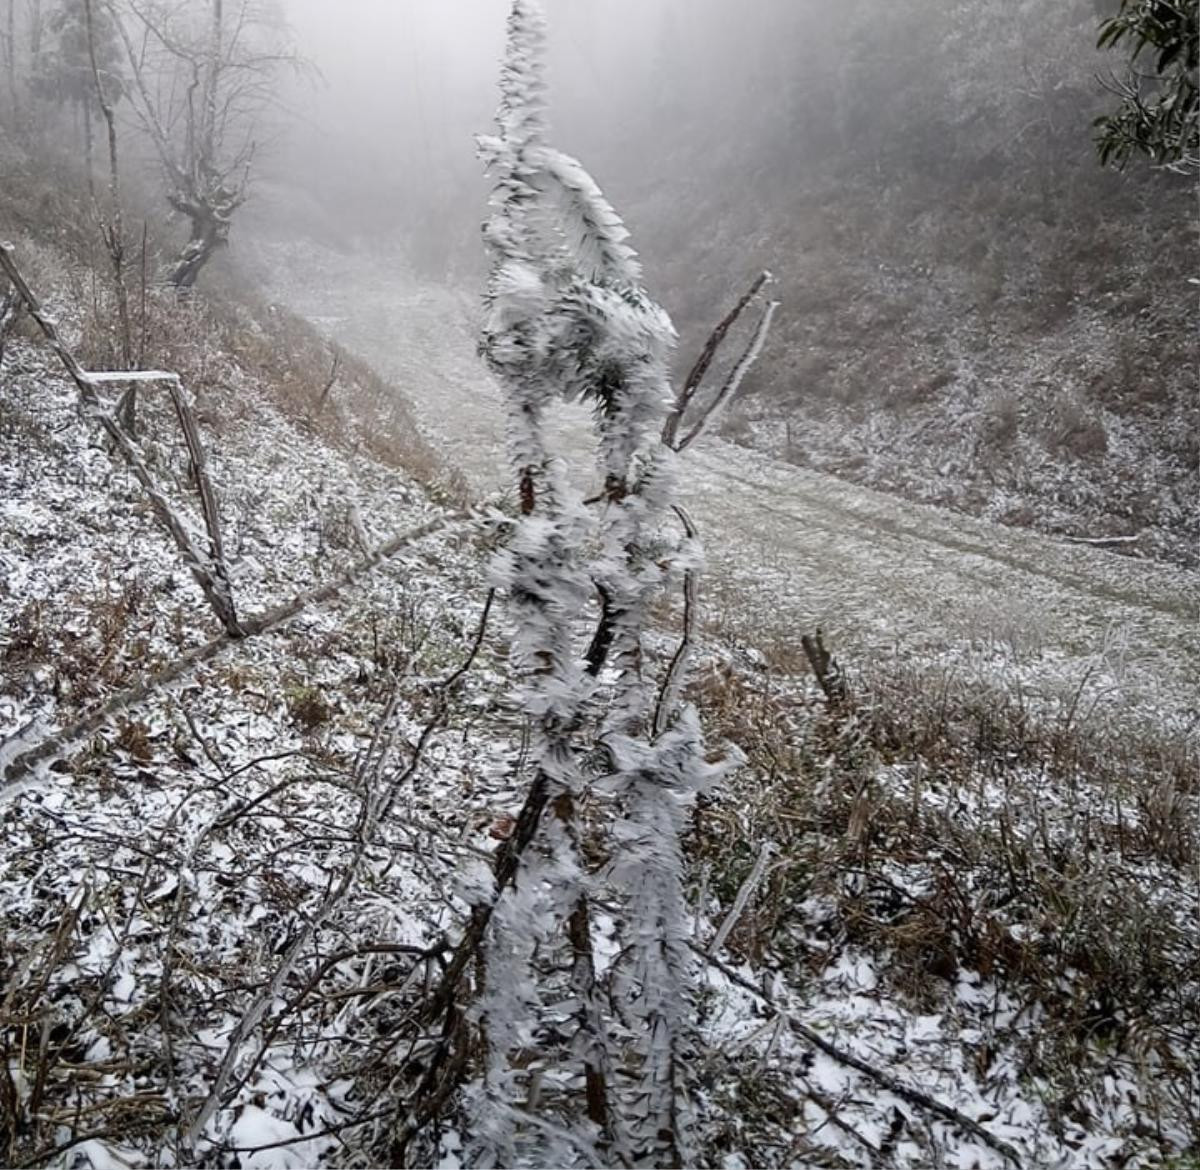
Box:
[469,2,735,1163]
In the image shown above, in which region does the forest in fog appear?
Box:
[265,0,1197,566]
[1,1,1197,1168]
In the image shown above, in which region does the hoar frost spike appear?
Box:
[471,2,738,1166]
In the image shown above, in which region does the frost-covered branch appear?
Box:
[460,3,736,1164]
[470,5,610,1160]
[662,269,774,449]
[695,945,1025,1168]
[529,145,642,284]
[675,297,779,453]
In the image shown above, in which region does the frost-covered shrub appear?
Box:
[466,3,735,1163]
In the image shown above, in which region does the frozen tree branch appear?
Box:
[674,298,779,453]
[662,269,773,449]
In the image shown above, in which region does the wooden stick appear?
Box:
[1062,533,1140,547]
[315,347,341,415]
[163,374,237,621]
[694,945,1024,1168]
[0,241,242,635]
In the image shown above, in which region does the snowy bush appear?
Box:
[465,2,736,1163]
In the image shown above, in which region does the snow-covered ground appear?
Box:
[2,235,1196,1169]
[243,236,1199,741]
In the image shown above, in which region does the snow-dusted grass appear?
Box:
[2,230,1197,1168]
[0,290,509,1167]
[733,294,1198,571]
[689,651,1198,1168]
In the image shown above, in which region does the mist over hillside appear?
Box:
[1,1,1197,1168]
[259,0,1197,566]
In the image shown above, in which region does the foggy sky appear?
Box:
[261,0,776,254]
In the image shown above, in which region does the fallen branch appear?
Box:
[0,514,457,790]
[808,1087,883,1158]
[694,945,1024,1168]
[315,347,341,416]
[163,375,235,606]
[0,241,242,635]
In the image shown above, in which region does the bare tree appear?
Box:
[108,0,307,290]
[83,0,133,401]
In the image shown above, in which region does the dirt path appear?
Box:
[247,241,1199,735]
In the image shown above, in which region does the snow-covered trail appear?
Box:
[246,240,1199,735]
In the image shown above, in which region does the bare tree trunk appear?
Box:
[81,93,95,200]
[201,0,221,169]
[137,220,148,366]
[173,0,225,291]
[168,207,225,290]
[84,0,133,401]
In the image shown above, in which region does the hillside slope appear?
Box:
[245,237,1199,741]
[1,232,1197,1168]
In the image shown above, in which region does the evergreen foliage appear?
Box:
[1095,0,1199,172]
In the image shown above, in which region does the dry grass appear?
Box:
[2,578,177,716]
[691,634,1199,1143]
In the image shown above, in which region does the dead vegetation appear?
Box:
[689,633,1199,1158]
